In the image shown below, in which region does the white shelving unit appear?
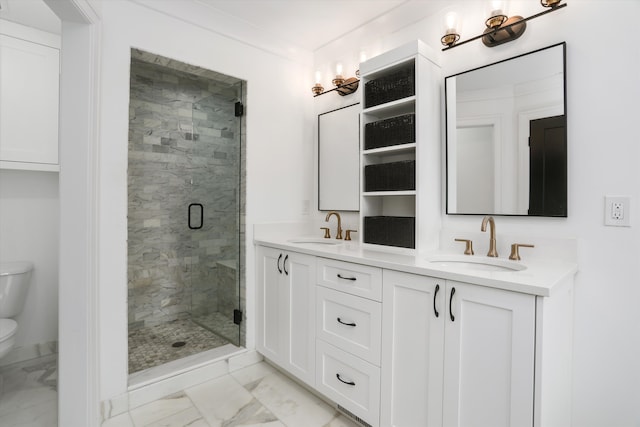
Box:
[359,40,441,252]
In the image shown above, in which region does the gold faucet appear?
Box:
[325,211,343,240]
[481,216,498,257]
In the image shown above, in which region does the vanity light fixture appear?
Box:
[441,0,567,51]
[312,71,324,96]
[312,63,360,97]
[441,11,461,48]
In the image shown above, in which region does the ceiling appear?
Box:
[196,0,408,51]
[0,0,61,34]
[0,0,416,51]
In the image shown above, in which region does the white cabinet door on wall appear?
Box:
[382,270,536,427]
[443,281,536,427]
[0,33,60,170]
[255,246,316,386]
[381,270,445,427]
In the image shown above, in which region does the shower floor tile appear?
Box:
[192,311,240,345]
[128,319,231,374]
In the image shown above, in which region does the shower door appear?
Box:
[128,54,245,375]
[189,87,243,346]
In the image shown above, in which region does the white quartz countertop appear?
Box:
[254,236,577,297]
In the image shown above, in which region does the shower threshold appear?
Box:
[128,343,244,390]
[129,318,239,370]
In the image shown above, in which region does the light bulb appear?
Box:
[487,0,508,17]
[485,0,509,28]
[444,11,459,35]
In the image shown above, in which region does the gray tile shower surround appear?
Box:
[128,50,246,371]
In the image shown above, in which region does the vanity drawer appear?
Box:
[316,286,382,366]
[317,257,382,301]
[316,339,381,427]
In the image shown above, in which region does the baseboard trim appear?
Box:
[0,341,58,367]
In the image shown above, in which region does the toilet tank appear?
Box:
[0,261,33,318]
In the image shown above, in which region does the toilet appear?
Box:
[0,261,33,360]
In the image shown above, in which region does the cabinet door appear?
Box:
[255,246,285,362]
[381,270,445,427]
[283,251,316,386]
[443,281,536,427]
[0,34,59,166]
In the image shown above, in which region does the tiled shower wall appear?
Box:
[127,52,245,345]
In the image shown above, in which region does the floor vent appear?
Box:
[337,404,371,427]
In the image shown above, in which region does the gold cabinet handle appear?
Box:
[509,243,535,261]
[320,227,331,239]
[454,238,474,255]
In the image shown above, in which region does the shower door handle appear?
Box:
[188,203,203,230]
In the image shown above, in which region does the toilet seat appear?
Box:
[0,319,17,341]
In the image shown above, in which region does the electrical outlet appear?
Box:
[605,196,631,227]
[612,202,624,220]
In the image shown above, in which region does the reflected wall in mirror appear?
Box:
[318,103,360,211]
[446,42,567,216]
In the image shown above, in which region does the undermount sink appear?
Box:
[287,237,343,245]
[427,255,527,272]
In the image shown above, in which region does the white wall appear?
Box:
[0,170,59,351]
[97,0,315,401]
[316,1,640,425]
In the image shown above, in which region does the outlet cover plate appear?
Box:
[605,196,631,227]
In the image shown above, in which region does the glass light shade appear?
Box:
[335,62,343,76]
[486,0,509,18]
[485,0,509,28]
[443,11,460,35]
[315,70,322,84]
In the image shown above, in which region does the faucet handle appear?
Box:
[454,238,474,255]
[345,229,357,241]
[509,243,535,261]
[320,227,331,239]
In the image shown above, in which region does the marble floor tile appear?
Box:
[247,370,348,427]
[102,412,135,427]
[0,353,58,427]
[143,406,208,427]
[229,361,276,387]
[186,375,278,427]
[0,397,57,427]
[129,392,194,426]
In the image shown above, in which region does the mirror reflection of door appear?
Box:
[528,115,567,216]
[457,125,495,213]
[445,42,567,216]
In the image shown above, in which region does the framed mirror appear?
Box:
[318,103,360,211]
[445,42,567,216]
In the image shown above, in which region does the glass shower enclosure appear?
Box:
[127,50,245,375]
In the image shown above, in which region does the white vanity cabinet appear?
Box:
[315,258,383,427]
[380,271,445,427]
[382,269,571,427]
[0,21,60,171]
[254,239,574,427]
[255,246,316,386]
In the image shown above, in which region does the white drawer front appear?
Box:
[317,286,382,366]
[316,340,381,427]
[317,257,382,301]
